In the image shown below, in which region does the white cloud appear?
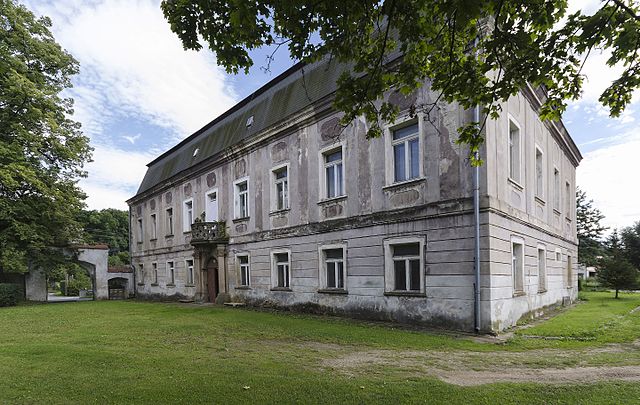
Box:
[122,134,141,144]
[578,131,640,230]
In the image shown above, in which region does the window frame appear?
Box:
[150,213,157,240]
[537,244,547,292]
[137,217,143,243]
[555,248,562,262]
[319,142,346,201]
[186,259,194,285]
[391,122,421,183]
[165,207,174,236]
[236,253,251,287]
[318,243,347,292]
[567,254,573,288]
[383,236,426,295]
[271,163,290,212]
[205,188,219,222]
[508,116,522,185]
[166,260,175,286]
[534,146,545,201]
[511,236,525,294]
[384,116,425,186]
[151,262,158,285]
[233,177,250,219]
[553,167,561,212]
[565,181,572,219]
[182,198,194,233]
[270,249,292,290]
[137,263,144,285]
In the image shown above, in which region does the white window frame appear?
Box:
[508,116,522,185]
[150,213,157,240]
[165,207,174,236]
[383,236,426,294]
[233,177,250,219]
[384,115,425,186]
[391,121,421,183]
[236,253,251,287]
[319,142,345,200]
[183,198,193,233]
[553,167,561,212]
[270,249,291,289]
[318,243,347,291]
[537,244,547,292]
[167,261,175,285]
[151,262,158,285]
[271,163,290,212]
[535,146,544,201]
[511,236,525,294]
[555,248,562,262]
[205,188,219,222]
[186,259,194,285]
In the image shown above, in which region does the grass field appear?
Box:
[0,291,639,404]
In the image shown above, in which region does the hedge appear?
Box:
[0,283,22,307]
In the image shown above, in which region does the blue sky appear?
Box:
[26,0,640,231]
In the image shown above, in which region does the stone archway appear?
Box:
[107,277,128,300]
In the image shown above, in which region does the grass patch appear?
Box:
[0,292,638,404]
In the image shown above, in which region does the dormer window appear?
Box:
[246,115,254,128]
[192,148,199,157]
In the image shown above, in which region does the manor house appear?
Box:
[127,60,581,332]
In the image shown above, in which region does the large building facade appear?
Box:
[127,61,581,332]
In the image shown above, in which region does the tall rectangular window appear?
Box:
[537,247,546,292]
[567,255,573,288]
[166,207,173,235]
[238,255,250,287]
[512,239,524,293]
[186,259,194,285]
[183,199,193,232]
[324,148,344,199]
[150,213,157,240]
[553,168,560,211]
[167,261,175,285]
[273,252,290,288]
[137,218,143,243]
[138,263,144,283]
[392,243,421,291]
[152,262,158,284]
[565,182,571,218]
[509,120,521,183]
[272,166,289,211]
[535,148,544,199]
[323,248,345,289]
[234,179,249,218]
[205,190,218,221]
[392,123,420,182]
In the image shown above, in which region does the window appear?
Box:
[186,259,194,285]
[234,178,249,219]
[556,248,562,262]
[137,218,143,243]
[384,237,425,293]
[323,147,344,199]
[537,245,547,292]
[272,165,289,211]
[166,207,174,235]
[535,148,544,199]
[567,255,573,288]
[183,199,193,232]
[205,189,218,221]
[271,251,290,289]
[150,213,157,240]
[167,261,175,285]
[565,182,571,218]
[509,119,521,183]
[152,262,158,284]
[237,255,250,287]
[512,238,524,293]
[319,246,346,290]
[392,123,420,182]
[553,168,560,211]
[138,263,144,283]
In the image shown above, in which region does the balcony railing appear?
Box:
[190,221,227,244]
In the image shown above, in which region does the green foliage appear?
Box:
[0,0,91,274]
[0,283,21,307]
[161,0,640,164]
[576,188,607,266]
[621,221,640,270]
[60,271,92,296]
[77,209,129,259]
[598,231,640,298]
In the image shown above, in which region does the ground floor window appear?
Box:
[537,245,547,292]
[237,254,250,287]
[319,245,346,290]
[512,237,525,293]
[384,237,425,294]
[186,259,194,285]
[272,251,290,289]
[167,261,175,285]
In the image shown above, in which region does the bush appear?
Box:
[62,272,92,296]
[0,283,21,307]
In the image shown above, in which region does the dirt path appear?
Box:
[317,340,640,386]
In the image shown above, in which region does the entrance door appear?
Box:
[206,258,219,303]
[205,189,218,222]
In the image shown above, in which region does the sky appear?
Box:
[24,0,640,231]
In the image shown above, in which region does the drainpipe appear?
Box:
[129,206,135,296]
[473,124,481,333]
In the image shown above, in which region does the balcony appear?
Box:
[190,221,228,245]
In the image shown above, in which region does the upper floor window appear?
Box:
[512,238,524,294]
[137,218,143,243]
[166,207,174,236]
[553,168,561,211]
[237,254,250,287]
[186,259,194,285]
[384,237,425,294]
[272,165,289,211]
[183,199,193,233]
[150,213,157,240]
[392,123,420,182]
[323,147,344,199]
[535,148,544,199]
[205,189,219,222]
[565,181,571,218]
[509,119,521,183]
[234,178,249,219]
[271,251,291,289]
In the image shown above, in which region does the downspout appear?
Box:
[129,206,135,296]
[473,35,482,333]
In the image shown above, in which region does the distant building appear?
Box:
[127,60,581,332]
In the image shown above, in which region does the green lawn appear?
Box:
[0,292,639,404]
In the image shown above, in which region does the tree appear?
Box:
[76,209,129,258]
[161,0,640,164]
[621,221,640,269]
[598,230,639,298]
[0,1,91,274]
[576,188,607,266]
